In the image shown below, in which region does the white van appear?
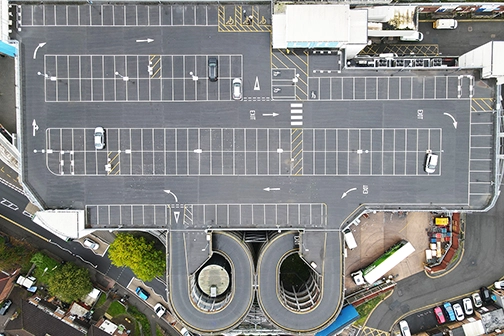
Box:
[433,19,458,30]
[400,31,423,42]
[343,229,357,250]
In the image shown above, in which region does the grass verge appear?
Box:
[107,301,126,317]
[128,305,151,336]
[354,293,386,326]
[95,293,107,308]
[156,324,166,336]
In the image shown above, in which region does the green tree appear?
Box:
[0,236,35,272]
[47,262,93,303]
[30,252,60,283]
[109,233,166,281]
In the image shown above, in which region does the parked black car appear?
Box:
[480,286,492,303]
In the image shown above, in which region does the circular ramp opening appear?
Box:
[279,252,321,312]
[192,253,232,312]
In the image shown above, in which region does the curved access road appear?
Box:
[169,231,254,333]
[257,231,343,332]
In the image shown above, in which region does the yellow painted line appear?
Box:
[296,86,307,96]
[471,99,485,111]
[109,162,120,175]
[297,76,308,86]
[292,149,303,160]
[292,158,303,169]
[234,6,243,25]
[0,213,49,242]
[152,57,161,67]
[109,152,120,162]
[271,53,290,69]
[151,67,161,79]
[292,51,309,68]
[291,130,303,142]
[279,50,309,76]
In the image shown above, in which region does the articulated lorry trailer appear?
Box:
[351,240,415,285]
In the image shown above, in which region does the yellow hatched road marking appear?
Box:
[107,151,121,175]
[291,129,303,175]
[471,98,494,111]
[271,53,291,69]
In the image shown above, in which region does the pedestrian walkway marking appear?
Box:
[291,103,303,127]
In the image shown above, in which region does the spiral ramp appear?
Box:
[169,231,255,333]
[257,231,343,332]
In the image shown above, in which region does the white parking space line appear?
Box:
[46,127,443,177]
[308,75,468,101]
[173,203,327,229]
[20,4,218,27]
[43,54,242,102]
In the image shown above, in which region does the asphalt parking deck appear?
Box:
[14,1,499,333]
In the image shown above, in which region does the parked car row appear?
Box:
[433,291,483,325]
[399,286,493,336]
[135,286,169,319]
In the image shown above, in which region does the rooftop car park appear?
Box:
[8,1,504,334]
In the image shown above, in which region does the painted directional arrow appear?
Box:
[136,38,154,43]
[263,187,280,192]
[443,112,458,129]
[262,113,279,117]
[32,119,39,136]
[254,76,260,91]
[164,190,179,203]
[33,42,46,60]
[341,187,357,199]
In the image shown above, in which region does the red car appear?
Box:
[434,306,446,324]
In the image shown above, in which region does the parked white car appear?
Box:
[154,303,166,318]
[472,292,483,308]
[494,281,504,289]
[463,297,473,315]
[83,238,99,250]
[453,303,465,321]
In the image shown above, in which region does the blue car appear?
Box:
[135,287,149,300]
[443,302,456,322]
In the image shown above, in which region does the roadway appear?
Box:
[0,183,171,331]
